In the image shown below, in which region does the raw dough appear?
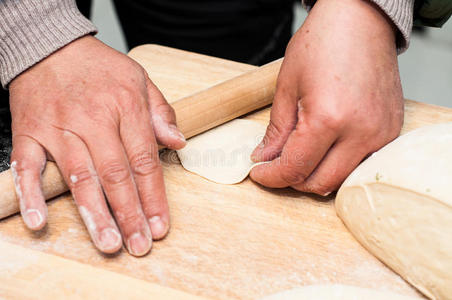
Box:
[262,284,421,300]
[336,123,452,300]
[176,119,267,184]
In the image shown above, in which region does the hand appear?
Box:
[9,36,186,256]
[250,0,404,195]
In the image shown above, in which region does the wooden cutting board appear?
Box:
[1,45,452,299]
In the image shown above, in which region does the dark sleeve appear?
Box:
[414,0,452,27]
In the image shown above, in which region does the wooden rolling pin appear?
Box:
[0,59,282,220]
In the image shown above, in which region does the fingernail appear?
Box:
[251,145,263,162]
[127,231,152,256]
[23,209,44,229]
[149,216,167,239]
[98,228,122,252]
[168,124,186,143]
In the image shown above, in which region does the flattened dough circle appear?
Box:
[176,119,267,184]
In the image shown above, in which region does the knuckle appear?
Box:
[154,102,175,120]
[308,100,347,132]
[143,201,166,216]
[10,157,45,175]
[68,166,96,189]
[265,121,284,142]
[280,166,307,185]
[114,207,142,227]
[115,88,145,115]
[318,111,346,132]
[99,161,131,185]
[129,149,160,176]
[117,87,136,102]
[262,120,288,151]
[354,123,387,148]
[357,118,380,136]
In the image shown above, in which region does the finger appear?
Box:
[251,67,299,162]
[145,76,186,150]
[120,108,170,240]
[10,135,47,230]
[250,116,337,188]
[47,130,122,254]
[84,125,153,257]
[294,139,370,196]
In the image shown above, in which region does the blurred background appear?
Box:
[92,0,452,108]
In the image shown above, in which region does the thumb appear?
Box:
[145,76,186,150]
[251,84,298,162]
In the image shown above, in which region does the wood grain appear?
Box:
[169,58,281,139]
[1,44,451,299]
[0,240,206,300]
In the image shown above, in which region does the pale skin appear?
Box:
[250,0,404,195]
[10,37,186,256]
[8,0,403,255]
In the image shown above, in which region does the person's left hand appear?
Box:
[250,0,404,195]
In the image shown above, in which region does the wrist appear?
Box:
[309,0,397,52]
[359,0,398,41]
[0,0,97,88]
[304,0,415,53]
[10,35,97,92]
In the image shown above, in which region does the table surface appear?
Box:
[1,45,452,299]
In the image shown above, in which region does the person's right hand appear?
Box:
[9,35,186,256]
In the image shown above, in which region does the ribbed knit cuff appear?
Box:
[302,0,415,53]
[0,0,97,88]
[370,0,415,52]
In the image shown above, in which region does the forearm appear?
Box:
[0,0,97,87]
[302,0,415,53]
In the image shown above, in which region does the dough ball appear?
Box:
[336,123,452,300]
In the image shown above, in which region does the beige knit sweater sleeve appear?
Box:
[303,0,415,53]
[0,0,97,87]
